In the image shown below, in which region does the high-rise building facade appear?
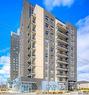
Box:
[10,32,19,81]
[19,0,77,91]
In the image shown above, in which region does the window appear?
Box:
[45,15,49,21]
[32,16,36,23]
[45,40,48,46]
[45,31,49,35]
[50,18,54,22]
[60,71,63,75]
[60,78,63,81]
[65,71,68,75]
[28,54,31,57]
[45,52,48,62]
[45,53,48,58]
[28,33,29,36]
[51,78,54,81]
[50,47,54,52]
[32,25,36,31]
[51,70,54,73]
[32,43,35,48]
[28,39,30,43]
[60,64,63,68]
[50,32,54,35]
[45,64,48,69]
[45,77,48,80]
[50,25,54,29]
[45,23,49,28]
[51,55,53,59]
[28,25,30,29]
[32,35,35,40]
[71,47,73,50]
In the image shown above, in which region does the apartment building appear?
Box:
[19,0,77,91]
[10,32,19,81]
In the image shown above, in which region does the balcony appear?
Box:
[28,64,35,70]
[32,42,35,48]
[31,14,36,24]
[56,66,68,71]
[62,58,68,62]
[57,42,68,49]
[28,66,35,72]
[31,35,35,41]
[56,73,68,78]
[28,65,31,70]
[57,45,68,51]
[57,23,67,31]
[28,57,31,62]
[57,37,68,45]
[28,54,35,60]
[44,15,55,27]
[32,17,36,24]
[28,32,31,38]
[31,34,36,41]
[58,39,68,45]
[28,37,31,43]
[31,24,36,33]
[28,53,31,58]
[57,52,68,58]
[57,31,68,38]
[28,61,31,65]
[28,72,35,78]
[28,44,31,51]
[28,41,31,50]
[44,16,49,24]
[57,78,68,82]
[32,55,36,61]
[32,53,35,57]
[50,18,55,25]
[57,59,68,64]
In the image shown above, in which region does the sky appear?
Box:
[0,0,89,83]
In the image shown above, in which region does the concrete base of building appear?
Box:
[11,77,71,93]
[11,77,42,92]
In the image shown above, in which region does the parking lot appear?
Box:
[0,91,89,95]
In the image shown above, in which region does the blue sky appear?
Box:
[0,0,89,83]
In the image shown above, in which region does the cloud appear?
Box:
[77,15,89,81]
[11,28,20,36]
[0,55,10,84]
[44,0,74,11]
